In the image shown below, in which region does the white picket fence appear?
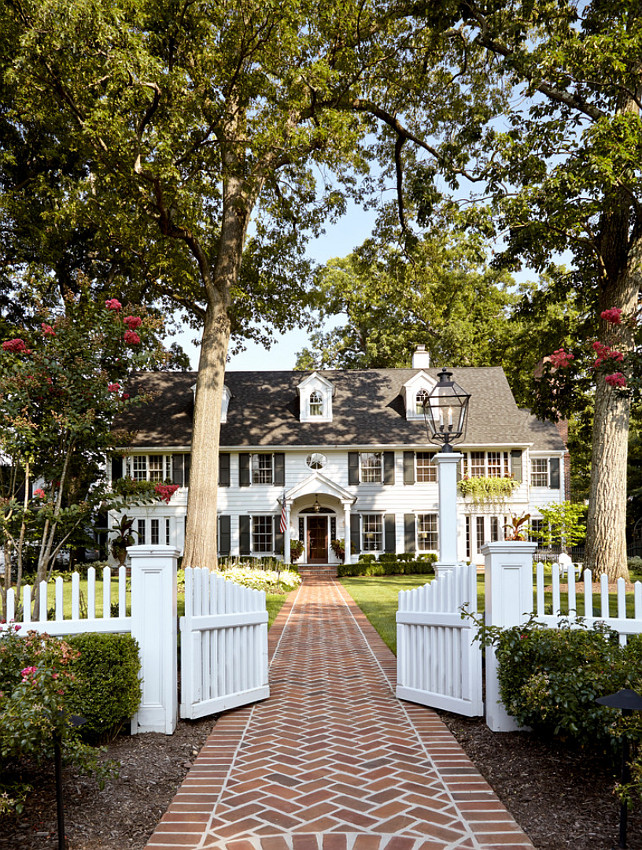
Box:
[396,563,483,717]
[180,567,269,719]
[4,565,131,636]
[535,562,642,644]
[2,548,270,734]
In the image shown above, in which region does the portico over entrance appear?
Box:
[280,473,356,565]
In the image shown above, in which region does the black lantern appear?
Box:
[422,367,471,452]
[595,688,642,849]
[313,496,321,513]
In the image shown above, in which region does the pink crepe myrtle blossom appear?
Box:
[121,393,130,400]
[2,338,28,353]
[33,488,45,499]
[107,383,121,393]
[154,483,179,504]
[549,348,574,369]
[41,323,56,336]
[605,372,627,388]
[123,315,142,330]
[105,298,122,311]
[592,341,624,369]
[20,666,37,681]
[600,308,623,325]
[123,330,141,345]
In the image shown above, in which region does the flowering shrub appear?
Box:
[105,298,122,311]
[0,627,115,814]
[605,372,627,388]
[549,348,574,368]
[123,329,141,345]
[123,315,142,330]
[601,307,623,324]
[1,338,28,353]
[154,483,179,504]
[215,565,301,593]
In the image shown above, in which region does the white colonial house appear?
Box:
[108,347,567,569]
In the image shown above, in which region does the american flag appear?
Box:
[279,493,287,534]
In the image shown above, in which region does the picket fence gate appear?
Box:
[396,562,483,717]
[180,567,269,719]
[2,548,270,734]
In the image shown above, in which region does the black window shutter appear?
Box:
[239,515,251,555]
[239,453,251,487]
[274,516,284,556]
[384,514,396,552]
[404,514,416,553]
[218,453,230,487]
[218,515,231,556]
[403,452,415,485]
[511,450,523,482]
[383,452,395,485]
[111,456,123,481]
[172,454,184,486]
[184,453,191,486]
[348,452,360,485]
[350,514,360,554]
[274,453,285,486]
[549,457,560,489]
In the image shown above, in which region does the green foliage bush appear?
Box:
[337,558,436,577]
[378,553,398,563]
[491,618,642,746]
[67,633,141,744]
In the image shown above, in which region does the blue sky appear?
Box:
[177,200,379,371]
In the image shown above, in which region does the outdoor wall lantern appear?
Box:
[595,688,642,849]
[422,367,471,452]
[313,496,321,513]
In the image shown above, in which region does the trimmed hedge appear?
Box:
[67,633,141,744]
[337,557,436,577]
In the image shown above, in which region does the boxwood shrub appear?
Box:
[67,633,141,743]
[493,619,642,747]
[337,555,436,577]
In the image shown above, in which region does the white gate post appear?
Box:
[433,452,462,576]
[129,545,179,735]
[482,541,536,732]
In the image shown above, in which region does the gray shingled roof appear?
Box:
[115,368,566,451]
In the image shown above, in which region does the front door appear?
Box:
[307,516,328,562]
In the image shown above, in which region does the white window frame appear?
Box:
[252,515,274,554]
[126,454,173,482]
[416,513,438,551]
[361,514,383,551]
[466,451,510,478]
[309,390,324,417]
[531,458,549,488]
[415,451,437,483]
[251,453,274,485]
[360,452,383,483]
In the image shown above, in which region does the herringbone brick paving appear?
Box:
[146,579,535,850]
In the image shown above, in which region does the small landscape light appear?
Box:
[595,688,642,849]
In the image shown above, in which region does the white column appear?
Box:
[129,545,179,735]
[283,503,291,564]
[482,540,536,732]
[433,451,462,576]
[343,503,351,564]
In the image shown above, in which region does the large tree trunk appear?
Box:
[585,236,641,580]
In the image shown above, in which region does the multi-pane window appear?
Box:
[360,452,382,483]
[490,516,500,542]
[415,389,430,415]
[530,518,544,542]
[128,454,172,482]
[470,452,485,477]
[151,518,160,545]
[252,454,274,484]
[476,516,485,548]
[487,452,502,478]
[252,516,274,553]
[531,459,549,487]
[137,518,146,545]
[362,514,383,551]
[309,391,323,416]
[416,452,437,482]
[417,514,438,551]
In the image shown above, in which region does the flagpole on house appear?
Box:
[280,490,289,566]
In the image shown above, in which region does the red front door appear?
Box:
[307,516,328,562]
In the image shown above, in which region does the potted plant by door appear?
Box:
[111,514,137,566]
[289,538,304,562]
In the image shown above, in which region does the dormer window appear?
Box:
[297,372,334,422]
[309,390,323,417]
[415,389,429,416]
[402,371,436,421]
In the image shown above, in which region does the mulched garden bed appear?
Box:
[2,712,642,848]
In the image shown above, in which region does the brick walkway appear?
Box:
[145,579,534,850]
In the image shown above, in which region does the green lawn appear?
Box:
[340,575,433,653]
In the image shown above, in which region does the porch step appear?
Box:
[298,563,338,578]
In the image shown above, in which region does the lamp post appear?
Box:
[422,368,471,575]
[595,688,642,850]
